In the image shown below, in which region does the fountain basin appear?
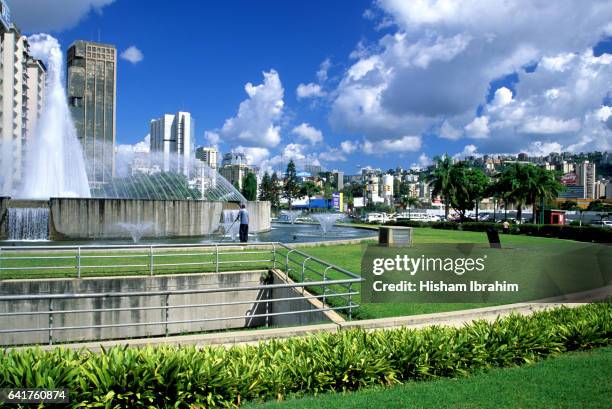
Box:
[0,197,271,241]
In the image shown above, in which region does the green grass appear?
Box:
[244,345,612,409]
[291,228,603,319]
[2,228,604,320]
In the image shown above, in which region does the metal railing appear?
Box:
[0,242,362,346]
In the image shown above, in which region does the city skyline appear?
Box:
[5,0,612,174]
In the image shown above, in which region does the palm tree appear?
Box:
[528,167,564,224]
[401,195,420,219]
[426,156,454,220]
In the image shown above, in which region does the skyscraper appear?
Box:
[0,0,46,195]
[66,40,117,188]
[150,112,194,176]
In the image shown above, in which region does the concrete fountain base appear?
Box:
[0,197,271,240]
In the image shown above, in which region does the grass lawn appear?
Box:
[244,346,612,409]
[2,228,606,320]
[295,228,605,319]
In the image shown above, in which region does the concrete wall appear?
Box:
[0,269,333,346]
[0,198,271,240]
[0,271,269,345]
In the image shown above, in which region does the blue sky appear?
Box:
[8,0,612,174]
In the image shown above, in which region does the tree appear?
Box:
[258,171,272,202]
[426,156,454,220]
[464,167,490,220]
[587,200,612,212]
[241,172,258,201]
[300,181,321,206]
[283,160,301,209]
[401,195,420,219]
[495,164,563,224]
[559,200,578,211]
[270,172,281,209]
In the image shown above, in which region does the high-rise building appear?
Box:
[576,161,596,199]
[0,0,46,194]
[331,170,344,190]
[219,152,252,189]
[150,112,194,176]
[25,58,46,141]
[66,40,117,188]
[195,146,218,169]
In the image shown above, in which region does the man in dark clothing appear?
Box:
[236,204,249,242]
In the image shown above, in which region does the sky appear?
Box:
[7,0,612,174]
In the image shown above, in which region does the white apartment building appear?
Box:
[150,111,194,176]
[195,146,218,169]
[576,161,596,199]
[0,0,46,195]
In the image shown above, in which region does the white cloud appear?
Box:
[464,116,489,138]
[329,0,612,154]
[453,144,479,160]
[6,0,115,32]
[523,141,563,156]
[234,146,271,167]
[203,131,220,147]
[540,52,576,72]
[120,46,143,64]
[519,116,581,134]
[296,83,325,99]
[317,58,332,82]
[340,140,358,154]
[292,123,323,144]
[362,135,422,154]
[411,152,433,169]
[217,70,284,148]
[439,120,462,140]
[491,87,513,108]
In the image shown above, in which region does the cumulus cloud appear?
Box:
[453,144,480,160]
[6,0,115,32]
[362,135,422,154]
[215,70,284,148]
[523,141,563,156]
[203,131,220,147]
[120,46,143,64]
[296,83,325,99]
[292,123,323,144]
[464,116,490,139]
[329,0,612,154]
[317,58,332,82]
[411,152,433,169]
[519,116,581,134]
[234,146,271,167]
[340,140,359,154]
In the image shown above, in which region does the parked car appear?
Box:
[590,220,612,228]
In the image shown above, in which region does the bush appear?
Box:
[388,220,612,243]
[0,303,610,408]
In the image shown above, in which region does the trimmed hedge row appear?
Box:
[1,303,610,408]
[388,220,612,243]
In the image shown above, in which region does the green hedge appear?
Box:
[1,303,610,408]
[388,220,612,243]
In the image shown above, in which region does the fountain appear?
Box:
[219,209,240,241]
[280,210,302,224]
[116,222,155,243]
[0,34,271,242]
[18,34,91,199]
[7,208,49,241]
[311,213,345,235]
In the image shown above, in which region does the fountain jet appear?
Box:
[17,34,90,199]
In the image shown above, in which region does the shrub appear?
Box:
[388,220,612,243]
[0,303,610,408]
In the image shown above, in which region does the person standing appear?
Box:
[502,220,510,234]
[236,204,249,243]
